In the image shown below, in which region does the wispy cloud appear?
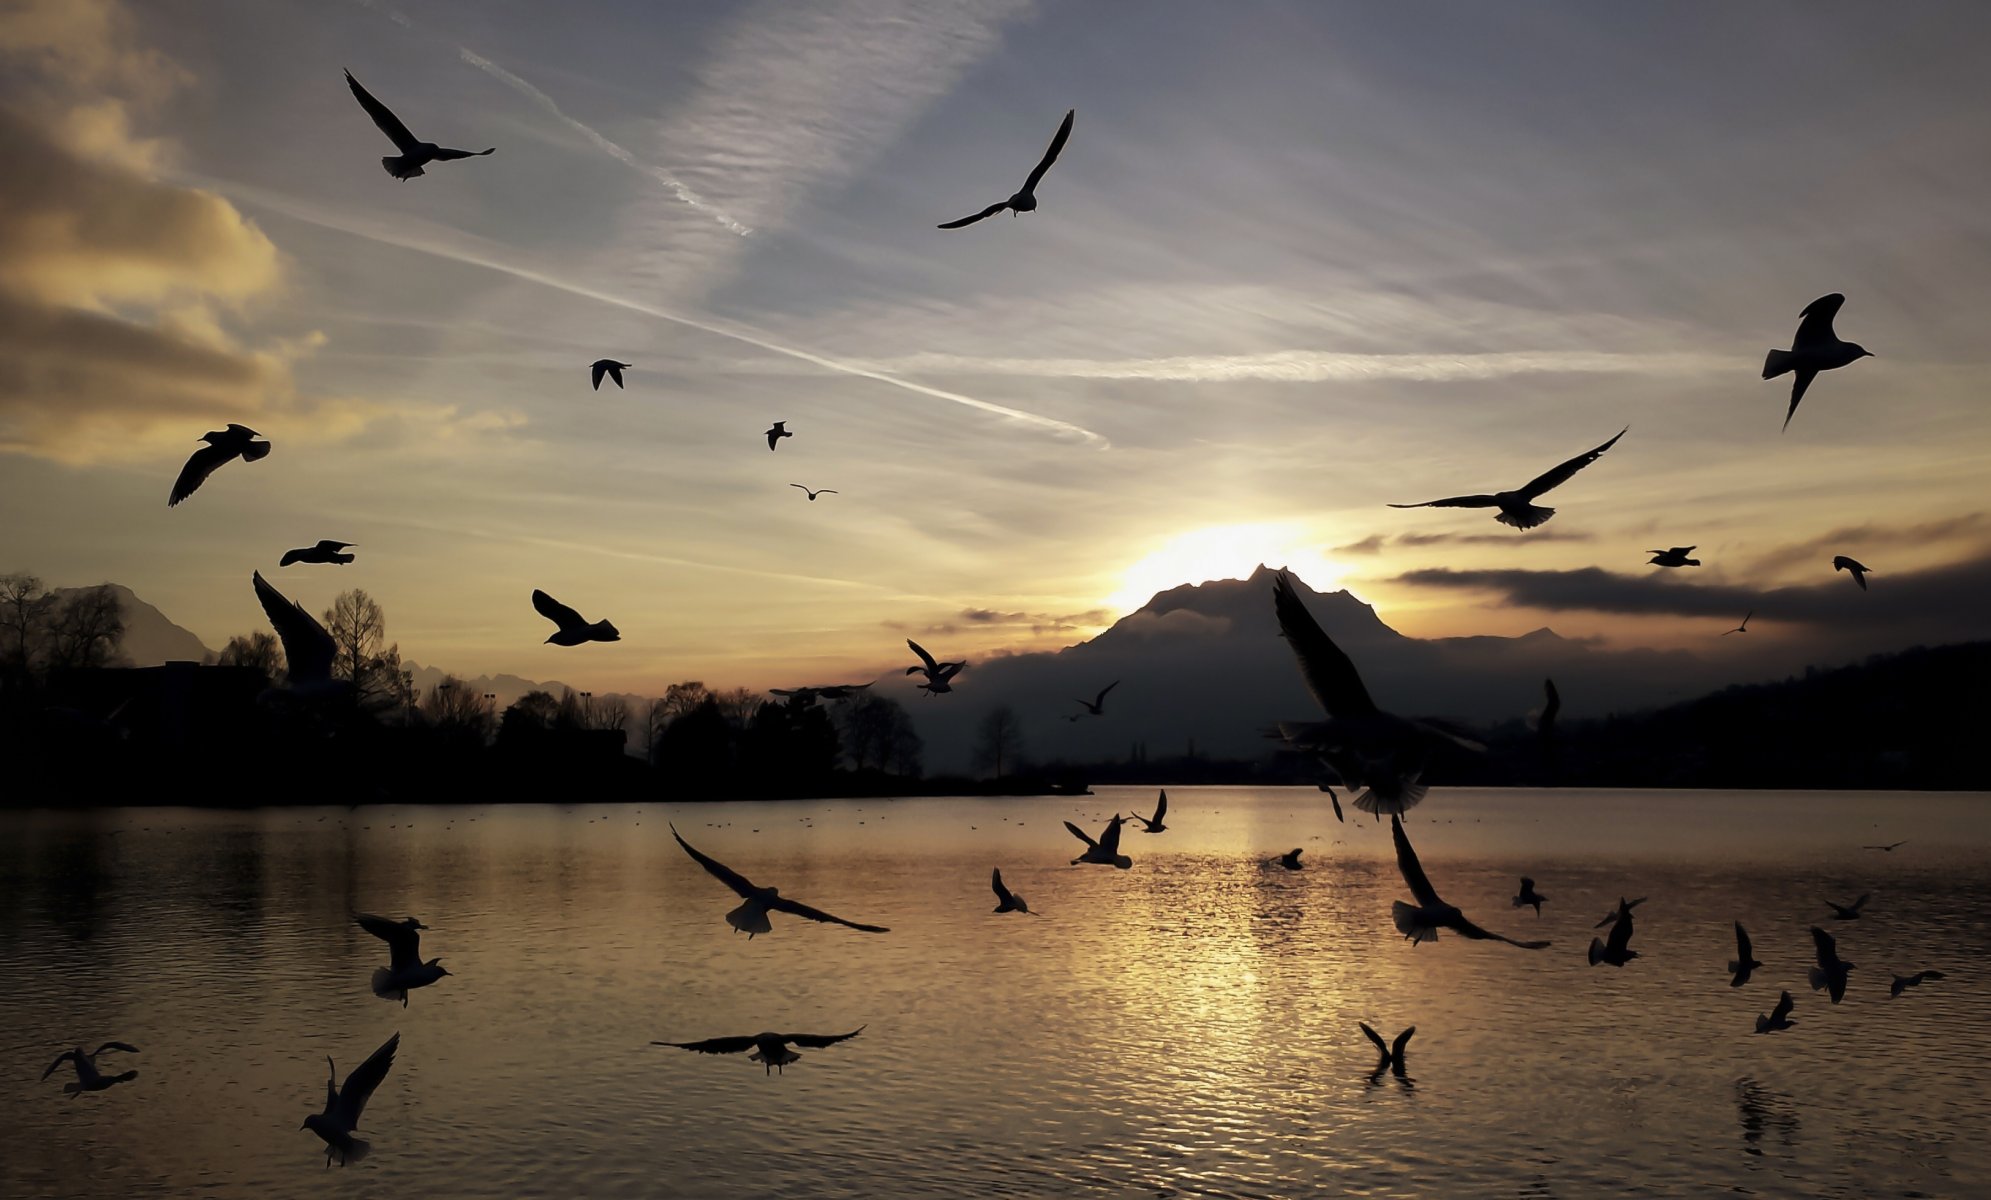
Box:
[1743,513,1986,576]
[808,348,1735,384]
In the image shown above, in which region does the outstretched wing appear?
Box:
[1770,990,1794,1023]
[1810,925,1839,968]
[168,442,234,507]
[784,1026,865,1049]
[1390,815,1442,909]
[1734,921,1753,963]
[938,201,1009,230]
[906,639,940,672]
[766,894,890,933]
[344,70,421,154]
[1782,371,1814,431]
[1063,820,1099,849]
[1605,910,1635,956]
[40,1051,79,1081]
[654,1036,757,1055]
[1792,293,1846,350]
[428,146,494,161]
[1093,680,1120,707]
[669,825,758,899]
[92,1041,139,1056]
[1098,818,1123,855]
[1358,1022,1389,1054]
[1274,572,1379,717]
[1449,913,1553,950]
[592,361,610,390]
[991,868,1015,905]
[1387,494,1499,510]
[1517,427,1627,500]
[1022,109,1075,193]
[354,913,421,970]
[253,571,335,685]
[1154,790,1167,823]
[315,540,354,552]
[333,1032,399,1129]
[1391,1026,1416,1060]
[532,589,585,631]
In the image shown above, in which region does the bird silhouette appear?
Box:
[1825,894,1870,920]
[1535,678,1561,738]
[301,1032,399,1167]
[281,540,356,567]
[905,639,965,695]
[937,109,1073,229]
[1359,1023,1415,1078]
[652,1027,864,1075]
[1729,921,1763,987]
[169,424,270,507]
[1389,427,1626,530]
[252,572,343,698]
[1863,840,1907,852]
[354,913,449,1006]
[590,359,630,390]
[1588,906,1639,967]
[765,421,791,450]
[532,589,619,646]
[1647,546,1700,568]
[41,1043,139,1097]
[1833,556,1872,590]
[1277,847,1305,870]
[1392,815,1549,949]
[1129,789,1168,833]
[1754,991,1797,1034]
[1890,970,1945,998]
[1512,877,1546,915]
[345,70,493,180]
[1764,293,1871,431]
[1808,926,1854,1003]
[1723,611,1753,636]
[1073,680,1119,716]
[1066,815,1132,869]
[991,868,1033,913]
[790,484,838,501]
[671,825,888,937]
[1595,897,1647,929]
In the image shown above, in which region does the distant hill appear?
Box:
[56,585,214,666]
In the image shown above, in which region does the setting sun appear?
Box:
[1106,522,1345,614]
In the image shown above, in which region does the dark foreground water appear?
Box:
[2,788,1988,1199]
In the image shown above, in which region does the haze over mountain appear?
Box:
[54,585,213,667]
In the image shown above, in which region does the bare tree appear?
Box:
[657,681,712,724]
[218,631,285,683]
[421,674,495,740]
[840,694,921,772]
[42,585,126,671]
[0,573,52,676]
[972,705,1025,780]
[713,686,761,729]
[322,589,412,708]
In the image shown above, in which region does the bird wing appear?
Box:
[1734,921,1753,962]
[427,146,494,160]
[315,540,354,552]
[592,361,609,390]
[654,1035,758,1055]
[1605,910,1635,956]
[1792,293,1846,350]
[1273,572,1380,717]
[767,428,781,450]
[790,483,809,493]
[532,589,586,632]
[1810,925,1839,968]
[1387,494,1500,509]
[168,442,234,506]
[354,913,422,970]
[783,1026,865,1049]
[937,201,1010,229]
[333,1032,399,1129]
[1391,1026,1416,1059]
[252,572,336,685]
[766,893,890,932]
[1093,680,1120,707]
[991,868,1014,904]
[40,1051,79,1081]
[817,489,837,495]
[1447,912,1553,949]
[1670,546,1696,555]
[1540,678,1561,728]
[906,639,940,672]
[669,826,758,899]
[344,70,421,154]
[1851,893,1869,913]
[1063,820,1099,849]
[1358,1022,1389,1054]
[1021,108,1075,193]
[1390,815,1443,909]
[1782,371,1814,431]
[1098,818,1124,855]
[92,1041,139,1056]
[1155,790,1167,823]
[1517,426,1627,500]
[1770,991,1794,1023]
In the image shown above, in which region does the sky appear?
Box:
[3,0,1990,696]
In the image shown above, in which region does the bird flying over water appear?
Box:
[1130,790,1168,833]
[765,421,791,450]
[252,571,339,696]
[1647,546,1700,568]
[1588,906,1639,967]
[1754,991,1797,1034]
[937,109,1074,229]
[301,1032,399,1167]
[1388,427,1627,530]
[345,70,493,180]
[1359,1023,1415,1078]
[1890,970,1945,998]
[1723,611,1753,636]
[905,639,965,695]
[1863,840,1907,852]
[790,484,838,501]
[1825,894,1869,920]
[590,359,630,390]
[1808,926,1854,1003]
[41,1043,139,1097]
[652,1027,864,1075]
[1074,681,1119,716]
[1066,815,1132,869]
[1277,847,1304,870]
[1763,293,1871,431]
[169,423,269,507]
[671,825,888,937]
[281,540,356,567]
[1513,878,1546,916]
[354,913,449,1006]
[1729,921,1763,988]
[532,590,619,646]
[1833,556,1872,590]
[1392,815,1550,950]
[991,868,1033,913]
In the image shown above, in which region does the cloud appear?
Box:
[958,606,1109,633]
[1335,529,1592,555]
[810,348,1735,385]
[1743,513,1986,576]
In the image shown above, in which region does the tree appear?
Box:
[322,589,413,709]
[972,706,1025,780]
[0,573,52,680]
[218,631,285,683]
[41,585,125,672]
[657,681,712,724]
[420,674,495,741]
[839,694,921,773]
[713,686,761,729]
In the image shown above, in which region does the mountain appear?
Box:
[56,584,214,666]
[401,662,654,720]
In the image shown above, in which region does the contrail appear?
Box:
[456,47,753,237]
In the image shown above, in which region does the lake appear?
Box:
[3,787,1988,1198]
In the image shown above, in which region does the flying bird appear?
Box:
[1754,991,1797,1034]
[1535,678,1561,739]
[1729,921,1763,988]
[1065,815,1132,869]
[937,108,1074,229]
[1808,926,1854,1003]
[532,590,619,646]
[281,540,356,567]
[1890,970,1945,998]
[1277,848,1305,871]
[765,421,791,450]
[1271,572,1482,816]
[1359,1023,1415,1078]
[1763,292,1872,431]
[790,485,838,501]
[991,868,1033,914]
[354,913,449,1006]
[1863,840,1907,852]
[252,572,340,696]
[1595,897,1647,929]
[301,1032,399,1167]
[1392,815,1550,950]
[905,639,965,695]
[1723,611,1753,636]
[1647,546,1701,568]
[1388,426,1627,530]
[345,69,493,180]
[1073,681,1120,716]
[590,359,630,390]
[41,1043,139,1097]
[671,825,888,937]
[169,423,270,507]
[1833,556,1872,590]
[1588,905,1639,967]
[652,1027,864,1075]
[1513,878,1546,916]
[1825,894,1870,921]
[1130,790,1168,833]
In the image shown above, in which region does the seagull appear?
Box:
[1729,921,1763,988]
[281,540,356,567]
[1833,556,1872,590]
[1594,897,1647,929]
[1065,815,1132,869]
[652,1027,863,1075]
[301,1032,399,1167]
[1890,970,1945,998]
[991,868,1033,913]
[1754,991,1797,1034]
[252,571,341,697]
[790,484,838,501]
[1863,840,1907,852]
[169,423,270,507]
[40,1043,139,1097]
[905,639,965,695]
[1723,610,1753,636]
[1388,427,1627,530]
[765,421,791,450]
[1535,678,1561,740]
[1825,893,1870,920]
[591,359,630,390]
[1764,293,1871,431]
[1359,1023,1415,1078]
[1392,815,1550,950]
[1808,926,1854,1003]
[345,69,493,180]
[812,683,871,701]
[1073,680,1120,716]
[1647,546,1701,568]
[1512,877,1546,915]
[937,109,1074,229]
[354,913,449,1006]
[1271,572,1482,816]
[1588,906,1638,967]
[1277,848,1304,870]
[1129,790,1168,833]
[671,825,888,937]
[532,589,619,646]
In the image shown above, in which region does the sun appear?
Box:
[1106,522,1345,614]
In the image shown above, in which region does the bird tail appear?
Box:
[331,553,355,565]
[1354,778,1426,817]
[1806,967,1828,992]
[381,155,426,180]
[1391,902,1436,943]
[241,441,273,463]
[342,1136,371,1165]
[1587,937,1607,966]
[369,968,403,1002]
[1762,348,1794,380]
[1496,504,1556,530]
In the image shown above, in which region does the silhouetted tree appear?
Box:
[218,631,285,684]
[973,705,1025,779]
[323,589,413,710]
[0,573,52,682]
[41,585,125,672]
[654,697,734,785]
[658,681,712,723]
[421,675,495,741]
[839,694,922,774]
[713,686,761,728]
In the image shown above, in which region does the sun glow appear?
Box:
[1106,522,1346,615]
